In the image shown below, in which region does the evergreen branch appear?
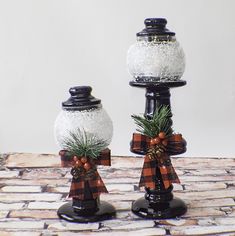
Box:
[132,105,173,138]
[61,128,108,159]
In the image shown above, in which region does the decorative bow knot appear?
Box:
[59,148,111,200]
[131,133,186,190]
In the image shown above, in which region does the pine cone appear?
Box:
[147,144,166,159]
[70,167,83,179]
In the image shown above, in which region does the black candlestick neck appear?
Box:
[62,86,101,111]
[145,87,172,120]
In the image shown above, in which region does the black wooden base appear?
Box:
[132,196,187,219]
[57,201,116,223]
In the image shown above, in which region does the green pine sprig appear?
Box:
[61,128,108,159]
[131,105,173,138]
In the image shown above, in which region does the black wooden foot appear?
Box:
[132,196,187,219]
[57,201,116,223]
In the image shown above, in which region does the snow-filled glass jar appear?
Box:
[54,86,113,149]
[127,18,185,83]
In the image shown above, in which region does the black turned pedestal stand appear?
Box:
[130,80,187,219]
[56,86,116,223]
[57,182,116,223]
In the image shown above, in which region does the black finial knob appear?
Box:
[62,86,101,111]
[69,86,92,97]
[137,18,175,37]
[144,18,167,28]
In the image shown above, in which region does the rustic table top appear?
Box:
[0,153,235,236]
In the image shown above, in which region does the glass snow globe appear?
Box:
[127,18,185,83]
[54,86,113,148]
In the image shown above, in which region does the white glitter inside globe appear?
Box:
[127,40,185,82]
[54,107,113,149]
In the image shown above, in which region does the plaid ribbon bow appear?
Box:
[59,148,111,200]
[131,133,186,190]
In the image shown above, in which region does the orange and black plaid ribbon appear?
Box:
[131,133,186,189]
[59,148,111,200]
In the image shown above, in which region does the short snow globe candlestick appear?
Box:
[54,86,116,222]
[127,18,187,218]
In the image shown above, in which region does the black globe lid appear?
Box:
[62,86,101,111]
[137,18,175,37]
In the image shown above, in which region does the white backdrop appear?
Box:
[0,0,235,157]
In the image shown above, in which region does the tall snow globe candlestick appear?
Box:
[128,18,187,219]
[54,86,116,222]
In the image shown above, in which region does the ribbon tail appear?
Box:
[68,178,85,200]
[88,171,108,199]
[159,154,180,189]
[139,155,156,189]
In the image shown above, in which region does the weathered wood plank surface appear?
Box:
[0,153,235,235]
